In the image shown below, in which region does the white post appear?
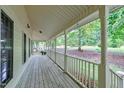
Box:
[31,40,33,54]
[64,31,67,73]
[98,5,110,88]
[50,40,51,58]
[47,41,49,54]
[30,39,32,56]
[55,38,56,63]
[123,79,124,88]
[44,40,46,52]
[48,41,49,56]
[49,40,50,56]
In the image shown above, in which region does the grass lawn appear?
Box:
[67,45,124,54]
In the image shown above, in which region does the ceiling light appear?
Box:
[39,30,43,34]
[27,24,30,28]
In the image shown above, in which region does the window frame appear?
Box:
[0,10,14,87]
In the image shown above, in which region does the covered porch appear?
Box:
[0,5,124,88]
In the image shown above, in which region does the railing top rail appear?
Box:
[55,51,64,55]
[49,49,100,65]
[66,54,100,65]
[49,49,55,52]
[109,68,124,80]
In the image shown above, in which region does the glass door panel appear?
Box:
[0,10,13,87]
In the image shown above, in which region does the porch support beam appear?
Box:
[50,40,51,57]
[98,5,110,88]
[55,38,56,63]
[64,31,67,73]
[31,40,33,54]
[48,41,50,56]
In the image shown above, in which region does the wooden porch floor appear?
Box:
[15,54,80,88]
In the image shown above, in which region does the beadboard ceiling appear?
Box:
[25,5,100,40]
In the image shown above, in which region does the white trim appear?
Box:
[98,6,109,88]
[65,10,99,32]
[51,10,99,39]
[64,31,67,72]
[48,5,123,40]
[109,5,124,12]
[51,31,64,40]
[5,56,31,88]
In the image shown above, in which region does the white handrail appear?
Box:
[66,54,100,65]
[109,68,124,88]
[66,55,99,88]
[47,49,100,88]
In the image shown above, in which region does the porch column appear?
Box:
[44,40,46,52]
[98,5,110,88]
[48,41,50,55]
[50,40,51,58]
[31,40,33,54]
[49,40,50,56]
[55,38,56,63]
[64,31,67,73]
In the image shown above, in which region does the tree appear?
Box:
[108,7,124,47]
[67,30,79,47]
[56,7,124,49]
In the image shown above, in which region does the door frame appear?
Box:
[0,10,14,88]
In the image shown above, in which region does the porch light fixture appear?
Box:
[27,24,30,28]
[39,30,43,34]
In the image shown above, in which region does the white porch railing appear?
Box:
[110,69,124,88]
[47,49,124,88]
[50,50,56,62]
[47,49,100,88]
[55,52,64,69]
[47,50,65,69]
[46,49,50,57]
[66,54,99,88]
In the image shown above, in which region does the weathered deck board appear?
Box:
[15,54,80,88]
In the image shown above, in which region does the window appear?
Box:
[24,33,26,63]
[29,38,30,57]
[0,10,14,87]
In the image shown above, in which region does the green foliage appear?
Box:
[67,30,79,47]
[56,7,124,48]
[66,19,101,47]
[56,35,65,46]
[108,7,124,47]
[80,19,101,46]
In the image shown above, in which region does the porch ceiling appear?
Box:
[25,5,99,40]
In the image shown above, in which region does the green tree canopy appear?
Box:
[55,7,124,48]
